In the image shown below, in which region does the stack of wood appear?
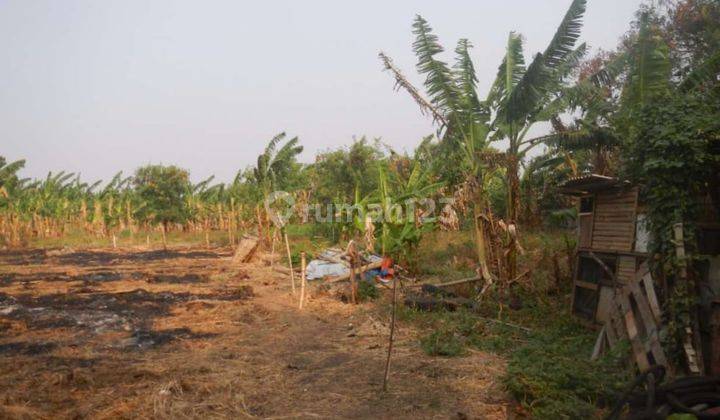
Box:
[591,263,668,371]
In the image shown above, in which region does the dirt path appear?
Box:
[0,247,508,419]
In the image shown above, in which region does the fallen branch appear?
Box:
[378,52,448,127]
[509,269,530,284]
[405,275,482,289]
[479,316,532,333]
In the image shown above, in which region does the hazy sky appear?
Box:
[1,0,642,183]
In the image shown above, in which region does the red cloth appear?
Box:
[379,257,394,278]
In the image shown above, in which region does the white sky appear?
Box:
[0,0,642,183]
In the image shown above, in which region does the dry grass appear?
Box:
[0,245,508,419]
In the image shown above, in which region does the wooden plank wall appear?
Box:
[591,187,638,252]
[617,255,637,284]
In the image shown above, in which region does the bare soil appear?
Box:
[0,246,508,419]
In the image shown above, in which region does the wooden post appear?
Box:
[382,276,398,391]
[299,252,306,310]
[350,265,357,304]
[348,240,358,304]
[146,234,150,248]
[283,230,296,294]
[270,228,277,267]
[674,222,704,374]
[112,233,117,249]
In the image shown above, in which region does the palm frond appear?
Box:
[555,43,588,81]
[624,12,670,107]
[412,15,459,114]
[541,0,587,69]
[272,137,303,173]
[453,39,486,120]
[503,51,550,124]
[264,132,286,159]
[102,172,124,194]
[536,127,619,151]
[588,51,628,87]
[0,159,25,183]
[232,169,243,186]
[486,33,526,116]
[193,175,216,193]
[87,180,103,193]
[501,0,587,124]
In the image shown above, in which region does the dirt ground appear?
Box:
[0,246,508,419]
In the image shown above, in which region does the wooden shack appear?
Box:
[561,175,719,321]
[561,174,720,373]
[560,175,646,323]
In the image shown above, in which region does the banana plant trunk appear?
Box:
[472,192,492,282]
[506,155,520,282]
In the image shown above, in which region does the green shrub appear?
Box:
[502,320,631,419]
[357,281,379,302]
[420,328,465,357]
[403,292,631,418]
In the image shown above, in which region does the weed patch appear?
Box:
[503,319,630,418]
[357,281,379,302]
[420,328,465,357]
[402,294,631,418]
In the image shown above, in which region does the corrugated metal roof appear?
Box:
[559,173,627,195]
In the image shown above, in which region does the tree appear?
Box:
[0,157,26,206]
[310,137,384,205]
[252,132,304,196]
[606,3,720,363]
[251,132,304,244]
[373,158,443,269]
[133,165,191,247]
[485,0,587,229]
[380,0,589,280]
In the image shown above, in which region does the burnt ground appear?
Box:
[0,246,508,419]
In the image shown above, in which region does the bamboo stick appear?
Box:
[382,276,397,391]
[270,228,276,267]
[283,230,296,294]
[350,265,357,304]
[299,252,306,310]
[349,241,357,304]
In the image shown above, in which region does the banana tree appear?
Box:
[253,132,303,198]
[373,159,443,269]
[380,26,498,279]
[252,132,303,243]
[380,0,589,281]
